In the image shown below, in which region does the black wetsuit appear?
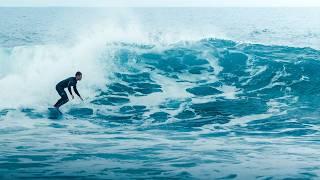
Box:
[54,77,81,108]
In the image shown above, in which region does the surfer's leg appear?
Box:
[54,98,65,108]
[54,88,69,108]
[54,94,69,108]
[59,94,69,107]
[54,87,63,108]
[54,99,61,108]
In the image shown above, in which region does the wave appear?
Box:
[1,9,320,179]
[1,38,320,128]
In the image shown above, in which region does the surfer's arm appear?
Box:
[67,80,73,96]
[67,86,73,96]
[73,86,83,100]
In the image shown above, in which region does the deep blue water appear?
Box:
[0,8,320,179]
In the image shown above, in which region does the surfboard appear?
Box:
[48,108,62,119]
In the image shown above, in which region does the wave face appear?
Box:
[88,39,320,128]
[1,8,320,179]
[3,39,319,127]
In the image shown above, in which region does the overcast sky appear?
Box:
[1,0,320,7]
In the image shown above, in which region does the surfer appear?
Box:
[53,71,83,109]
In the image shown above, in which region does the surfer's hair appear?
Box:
[75,71,82,76]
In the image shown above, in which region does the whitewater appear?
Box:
[0,7,320,179]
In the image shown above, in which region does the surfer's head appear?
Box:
[75,71,82,81]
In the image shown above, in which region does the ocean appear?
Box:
[0,7,320,179]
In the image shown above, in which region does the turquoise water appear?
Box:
[0,8,320,179]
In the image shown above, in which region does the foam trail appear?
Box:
[0,42,109,108]
[0,10,156,109]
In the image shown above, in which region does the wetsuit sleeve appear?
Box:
[67,80,73,95]
[73,86,81,97]
[68,86,72,95]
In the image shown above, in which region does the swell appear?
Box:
[1,39,320,130]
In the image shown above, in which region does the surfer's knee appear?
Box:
[62,96,69,103]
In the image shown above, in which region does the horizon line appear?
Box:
[0,6,319,8]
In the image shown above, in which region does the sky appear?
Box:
[0,0,320,7]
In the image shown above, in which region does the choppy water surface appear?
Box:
[0,8,320,179]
